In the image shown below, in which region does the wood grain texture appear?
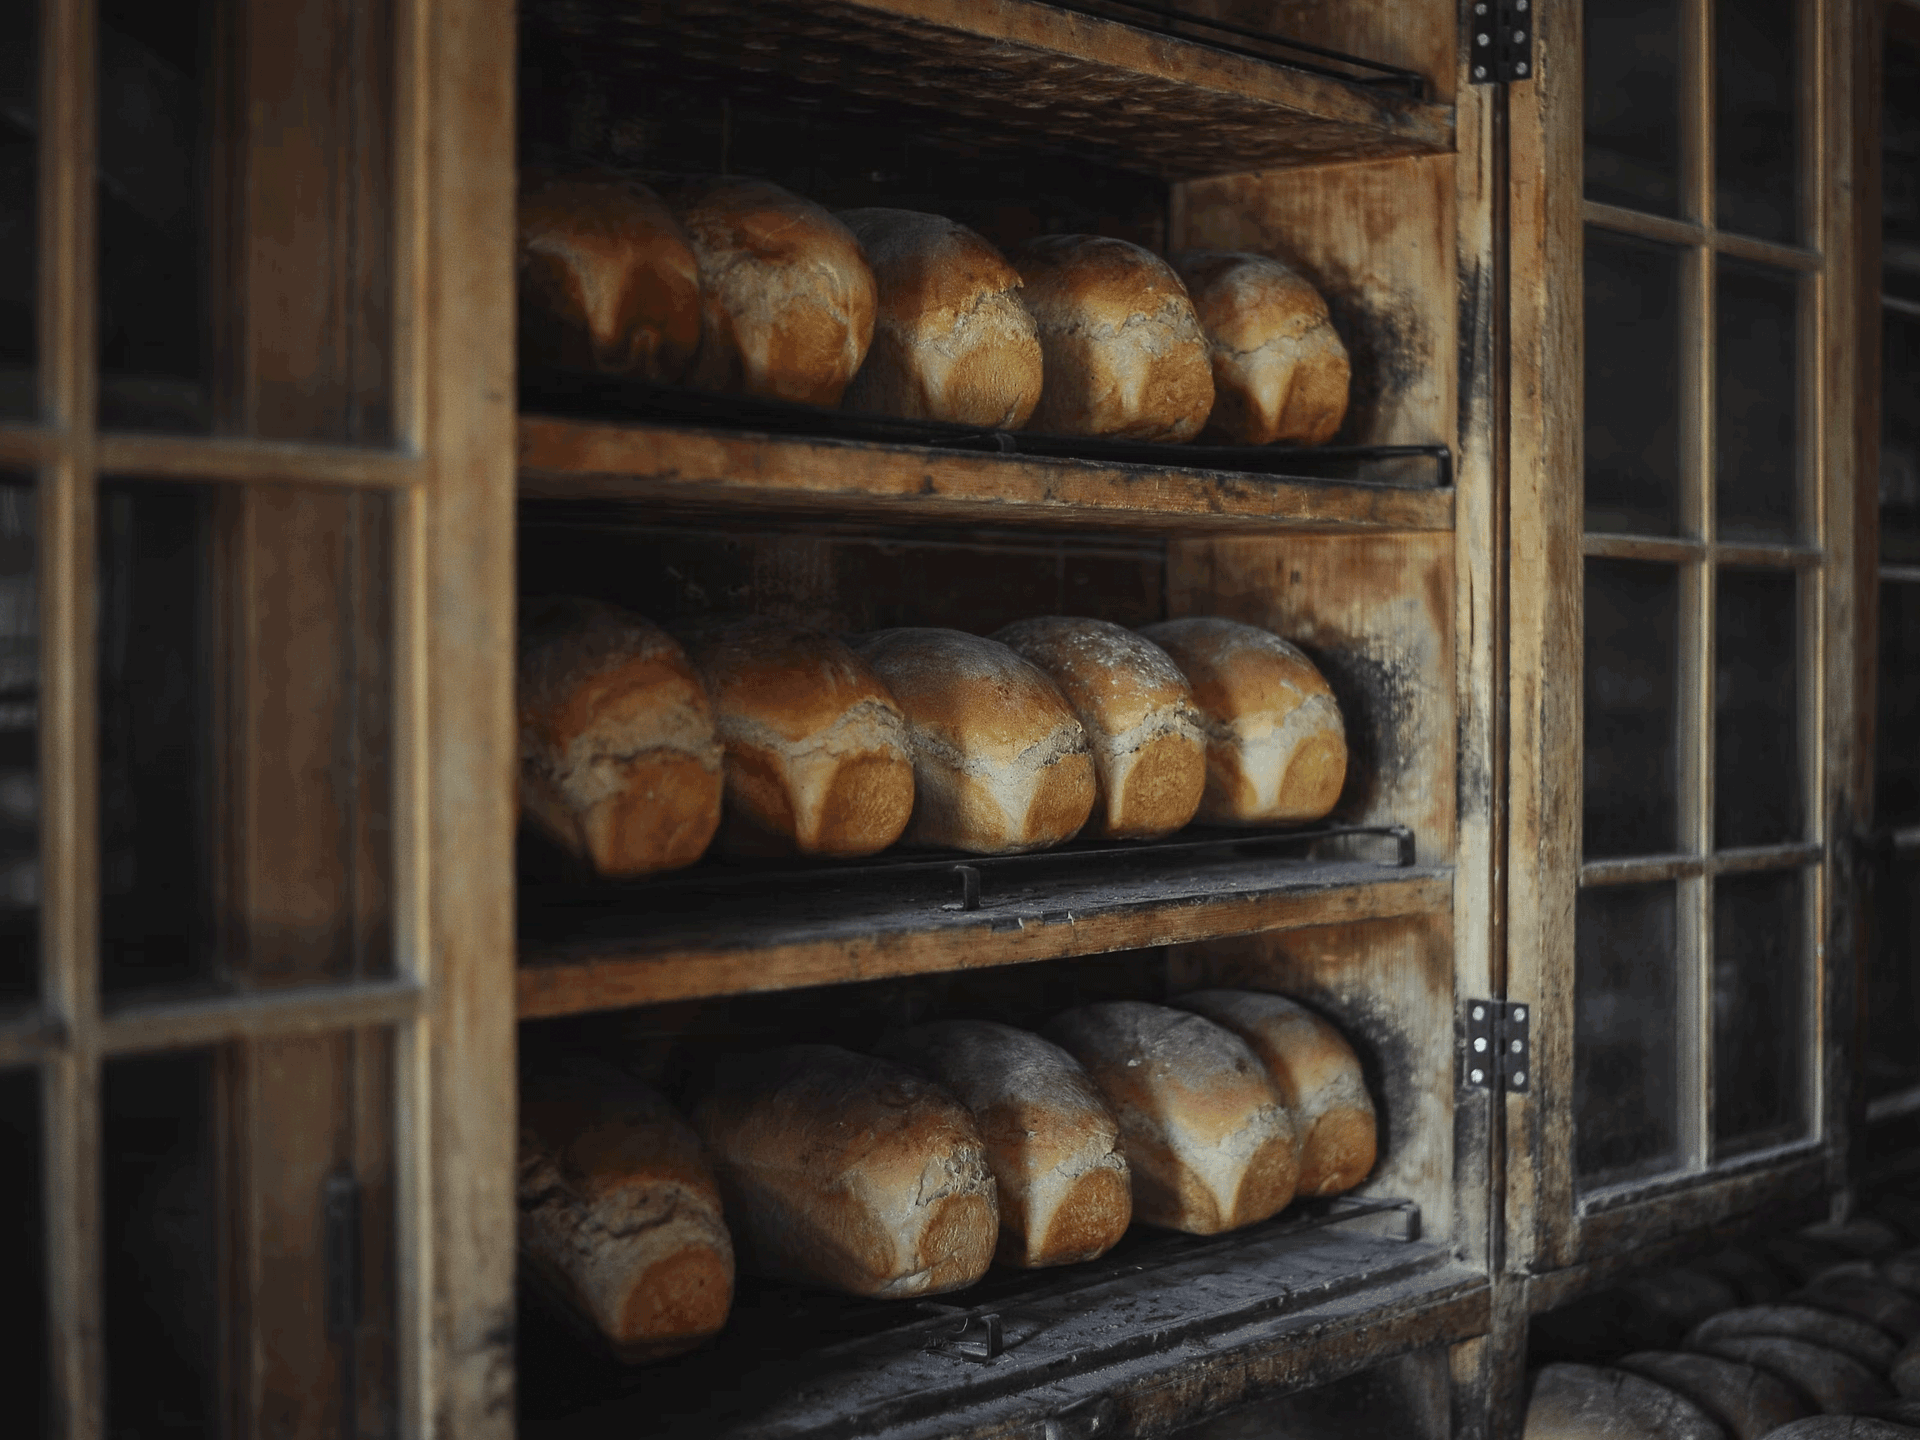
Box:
[518,867,1449,1015]
[1170,913,1458,1246]
[518,418,1455,536]
[524,0,1453,181]
[1174,0,1459,104]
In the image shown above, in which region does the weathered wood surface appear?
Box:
[519,1206,1484,1440]
[518,418,1456,536]
[518,860,1450,1015]
[525,0,1453,181]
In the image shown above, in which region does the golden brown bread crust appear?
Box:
[692,1045,997,1298]
[1136,617,1347,825]
[1043,1002,1298,1235]
[1171,990,1377,1197]
[669,178,877,407]
[1171,250,1350,446]
[518,597,723,876]
[992,617,1205,839]
[875,1020,1130,1269]
[1012,234,1214,442]
[517,169,703,381]
[837,208,1044,428]
[517,1068,734,1363]
[680,618,915,858]
[852,628,1095,854]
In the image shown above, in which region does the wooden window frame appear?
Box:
[1506,0,1864,1281]
[0,1,517,1435]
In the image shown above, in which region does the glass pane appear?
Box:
[1712,869,1810,1154]
[105,1033,397,1439]
[1585,559,1682,860]
[0,480,33,1010]
[1717,260,1801,542]
[99,481,393,999]
[1576,882,1683,1187]
[1878,581,1920,829]
[0,1068,46,1437]
[0,0,35,418]
[1884,306,1920,566]
[1586,231,1684,536]
[1715,0,1799,243]
[97,0,396,441]
[1888,40,1920,253]
[1868,849,1920,1100]
[1585,0,1682,216]
[1715,568,1802,848]
[103,1049,220,1437]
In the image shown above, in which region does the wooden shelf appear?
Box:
[517,851,1450,1016]
[518,1197,1488,1439]
[525,0,1453,181]
[519,417,1456,536]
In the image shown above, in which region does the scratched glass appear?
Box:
[1584,559,1682,860]
[1715,0,1800,244]
[1711,869,1810,1156]
[1585,231,1684,536]
[1717,260,1803,543]
[1715,568,1803,849]
[0,1067,44,1438]
[0,478,34,1011]
[0,0,36,419]
[1576,882,1683,1187]
[1585,0,1683,217]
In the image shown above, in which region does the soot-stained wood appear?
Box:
[520,0,1452,185]
[517,1201,1479,1439]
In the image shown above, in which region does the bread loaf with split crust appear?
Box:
[1137,617,1347,825]
[1013,234,1214,442]
[692,1045,998,1298]
[517,169,703,381]
[876,1020,1130,1269]
[518,597,723,876]
[517,1066,734,1363]
[1044,1001,1298,1235]
[837,208,1043,428]
[852,628,1095,854]
[1171,250,1350,446]
[680,618,914,858]
[671,178,876,407]
[1171,989,1376,1197]
[992,616,1205,840]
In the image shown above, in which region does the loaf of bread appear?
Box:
[691,1045,997,1298]
[1523,1364,1727,1440]
[836,208,1043,428]
[875,1020,1130,1269]
[670,178,876,406]
[1796,1269,1920,1342]
[1896,1336,1920,1399]
[1137,617,1347,825]
[1687,1335,1894,1414]
[1616,1352,1816,1440]
[1171,250,1350,446]
[518,1066,734,1363]
[1044,1001,1297,1235]
[518,597,723,876]
[1687,1306,1899,1370]
[991,617,1205,840]
[851,628,1095,854]
[1762,1420,1920,1440]
[1171,989,1376,1197]
[1012,234,1214,442]
[517,169,704,381]
[680,618,914,858]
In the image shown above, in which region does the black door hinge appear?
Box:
[1469,0,1535,85]
[1463,998,1530,1092]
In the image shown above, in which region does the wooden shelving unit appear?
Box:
[518,417,1454,535]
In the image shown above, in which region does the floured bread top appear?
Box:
[1016,235,1200,335]
[881,1019,1119,1145]
[993,616,1199,740]
[852,628,1089,770]
[517,169,703,380]
[670,177,878,405]
[1172,251,1340,356]
[519,1061,721,1211]
[681,617,907,753]
[1171,990,1374,1125]
[1137,617,1340,731]
[838,209,1027,339]
[518,598,722,805]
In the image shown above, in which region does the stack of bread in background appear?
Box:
[517,605,1350,877]
[1523,1208,1920,1438]
[518,170,1352,446]
[518,988,1380,1364]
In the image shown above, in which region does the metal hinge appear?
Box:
[1469,0,1535,85]
[1463,999,1530,1093]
